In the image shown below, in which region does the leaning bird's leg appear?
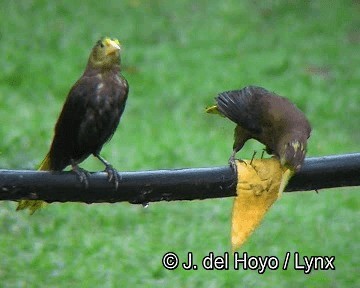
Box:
[228,149,240,174]
[71,160,90,188]
[261,149,265,159]
[94,153,120,189]
[228,149,237,166]
[229,147,247,164]
[250,151,257,165]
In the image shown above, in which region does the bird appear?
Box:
[16,37,129,214]
[206,85,311,172]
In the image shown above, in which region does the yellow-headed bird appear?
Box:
[17,37,129,214]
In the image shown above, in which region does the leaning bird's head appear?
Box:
[278,133,309,172]
[88,37,121,69]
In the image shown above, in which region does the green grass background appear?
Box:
[0,0,359,287]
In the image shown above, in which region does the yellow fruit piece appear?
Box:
[231,158,291,251]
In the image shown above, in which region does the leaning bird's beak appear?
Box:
[104,38,121,55]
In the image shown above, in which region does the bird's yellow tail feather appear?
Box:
[16,154,50,214]
[38,153,51,171]
[205,105,225,117]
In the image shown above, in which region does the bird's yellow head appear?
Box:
[89,37,122,69]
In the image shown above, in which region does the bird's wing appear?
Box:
[216,86,267,134]
[48,76,99,169]
[54,76,98,141]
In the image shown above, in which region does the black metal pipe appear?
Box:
[0,153,359,204]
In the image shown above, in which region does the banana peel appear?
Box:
[231,158,293,251]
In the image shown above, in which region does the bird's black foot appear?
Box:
[71,163,90,189]
[104,164,121,190]
[94,153,121,189]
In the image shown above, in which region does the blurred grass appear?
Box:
[0,0,359,287]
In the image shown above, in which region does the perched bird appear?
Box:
[206,86,311,172]
[17,37,129,214]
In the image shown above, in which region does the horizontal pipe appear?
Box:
[0,153,359,204]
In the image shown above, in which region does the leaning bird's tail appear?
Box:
[16,153,51,214]
[215,87,265,134]
[205,105,225,116]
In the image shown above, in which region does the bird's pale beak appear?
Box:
[105,39,121,55]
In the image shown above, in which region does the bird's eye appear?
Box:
[100,42,104,48]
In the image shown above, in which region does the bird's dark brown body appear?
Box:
[16,38,128,214]
[216,86,311,171]
[49,67,128,170]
